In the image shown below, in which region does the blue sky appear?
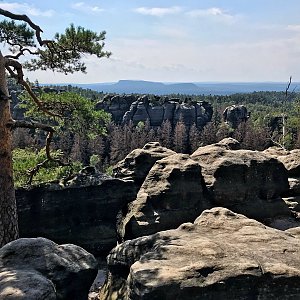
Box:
[1,1,300,83]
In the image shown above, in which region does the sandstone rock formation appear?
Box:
[263,147,300,177]
[113,142,176,186]
[16,171,136,255]
[223,104,249,128]
[118,153,210,241]
[191,142,290,221]
[0,237,97,300]
[264,147,300,218]
[99,207,300,300]
[96,95,213,128]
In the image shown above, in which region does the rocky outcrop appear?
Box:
[191,142,290,221]
[263,147,300,176]
[16,171,136,255]
[118,154,210,241]
[223,104,249,128]
[96,95,213,128]
[264,147,300,202]
[0,237,97,300]
[113,142,176,186]
[99,207,300,300]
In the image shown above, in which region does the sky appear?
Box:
[1,0,300,83]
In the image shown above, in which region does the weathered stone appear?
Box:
[132,101,150,125]
[174,103,196,126]
[100,207,300,300]
[119,153,210,241]
[0,269,56,300]
[163,101,176,121]
[223,104,249,128]
[264,147,300,177]
[191,141,290,220]
[287,177,300,196]
[16,172,136,255]
[0,238,97,300]
[113,142,176,186]
[97,94,214,129]
[216,137,241,150]
[195,101,213,127]
[147,104,164,127]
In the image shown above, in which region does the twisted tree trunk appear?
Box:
[0,51,19,247]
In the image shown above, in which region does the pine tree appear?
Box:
[174,119,187,153]
[0,8,110,246]
[158,120,173,149]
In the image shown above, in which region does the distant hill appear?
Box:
[53,80,300,96]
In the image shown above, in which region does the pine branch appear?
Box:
[0,8,51,46]
[5,58,62,118]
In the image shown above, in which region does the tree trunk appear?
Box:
[0,52,19,247]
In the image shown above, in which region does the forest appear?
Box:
[9,78,300,187]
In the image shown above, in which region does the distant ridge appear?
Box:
[51,80,300,96]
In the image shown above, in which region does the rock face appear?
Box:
[113,142,176,186]
[264,147,300,177]
[118,154,210,241]
[16,171,136,255]
[264,147,300,199]
[96,95,213,128]
[99,208,300,300]
[223,104,249,128]
[191,142,290,221]
[0,237,97,300]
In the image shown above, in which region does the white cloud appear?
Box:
[287,24,300,32]
[187,7,235,22]
[71,2,104,14]
[0,2,54,17]
[134,6,182,17]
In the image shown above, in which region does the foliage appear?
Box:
[0,20,34,48]
[13,148,82,187]
[20,91,111,136]
[23,23,111,74]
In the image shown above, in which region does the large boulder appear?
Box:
[118,153,210,241]
[0,237,97,300]
[264,147,300,198]
[223,104,249,128]
[16,170,136,255]
[264,147,300,177]
[191,141,290,221]
[99,207,300,300]
[113,142,176,186]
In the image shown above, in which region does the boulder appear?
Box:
[223,104,249,128]
[0,269,56,300]
[16,172,136,255]
[0,238,97,300]
[118,153,210,241]
[191,141,290,221]
[99,207,300,300]
[195,101,213,127]
[288,177,300,196]
[216,137,241,150]
[264,148,300,177]
[113,142,176,186]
